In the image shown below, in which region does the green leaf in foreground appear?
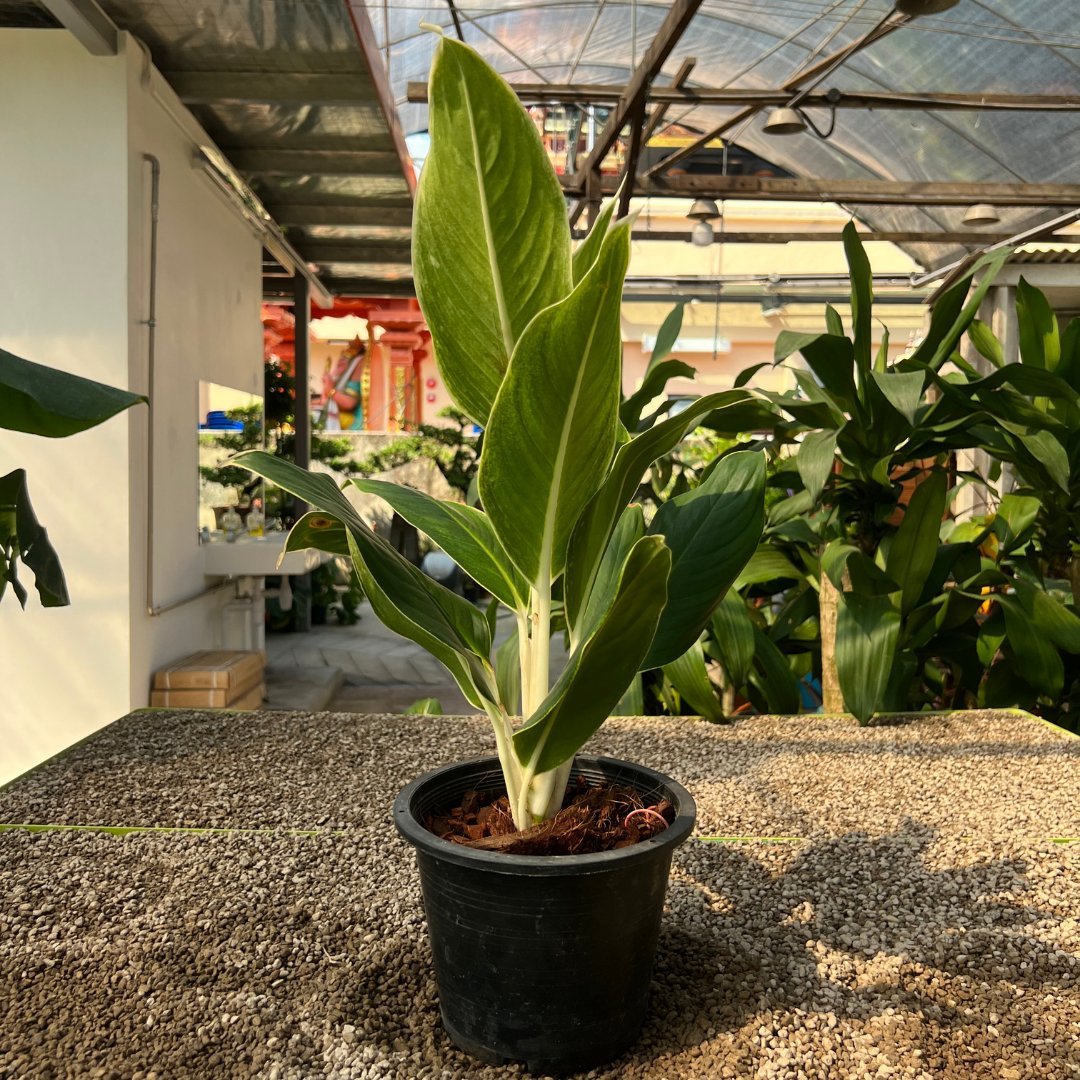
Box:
[0,469,69,607]
[237,450,497,710]
[0,347,147,438]
[564,390,761,634]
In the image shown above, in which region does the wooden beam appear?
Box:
[165,71,378,106]
[618,100,647,219]
[407,80,1080,113]
[224,148,404,176]
[571,229,1080,244]
[320,278,417,298]
[573,0,705,187]
[264,204,414,227]
[560,173,1080,207]
[302,241,412,264]
[344,0,418,197]
[641,58,696,145]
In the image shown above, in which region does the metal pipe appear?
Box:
[141,152,235,617]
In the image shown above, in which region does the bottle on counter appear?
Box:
[220,505,243,542]
[246,500,265,537]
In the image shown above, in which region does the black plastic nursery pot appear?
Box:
[393,755,696,1075]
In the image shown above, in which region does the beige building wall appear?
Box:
[619,199,928,407]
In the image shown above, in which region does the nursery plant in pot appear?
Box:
[236,34,765,1074]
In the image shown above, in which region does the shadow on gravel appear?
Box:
[625,820,1078,1073]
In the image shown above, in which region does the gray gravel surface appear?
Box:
[1,709,1077,1078]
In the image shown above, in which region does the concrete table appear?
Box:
[1,709,1077,1078]
[203,535,332,649]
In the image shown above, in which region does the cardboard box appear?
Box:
[226,683,265,711]
[150,666,263,708]
[153,650,263,692]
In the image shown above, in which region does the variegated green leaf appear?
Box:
[413,37,572,425]
[349,478,528,609]
[480,218,631,584]
[512,536,671,774]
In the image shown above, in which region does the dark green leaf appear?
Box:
[734,362,770,389]
[643,450,765,669]
[870,370,925,427]
[842,222,872,370]
[992,493,1040,550]
[749,628,802,715]
[1016,276,1059,371]
[612,674,644,716]
[885,470,947,616]
[904,246,1009,372]
[564,390,758,631]
[0,347,146,438]
[0,468,69,607]
[836,592,901,722]
[646,303,685,373]
[663,642,723,721]
[620,359,697,430]
[735,546,804,589]
[822,540,898,596]
[710,590,755,688]
[579,505,645,642]
[796,430,837,501]
[997,591,1064,699]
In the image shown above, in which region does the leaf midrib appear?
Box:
[459,56,514,360]
[538,281,609,584]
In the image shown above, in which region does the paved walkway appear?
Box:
[265,603,567,714]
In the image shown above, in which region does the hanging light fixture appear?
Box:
[962,203,1001,227]
[687,198,720,221]
[895,0,961,15]
[687,198,720,246]
[691,220,714,246]
[763,107,807,136]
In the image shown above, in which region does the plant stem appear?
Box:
[511,578,569,827]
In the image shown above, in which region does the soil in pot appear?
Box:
[424,775,675,855]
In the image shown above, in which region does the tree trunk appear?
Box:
[819,572,844,713]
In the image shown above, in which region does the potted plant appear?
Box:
[236,35,766,1073]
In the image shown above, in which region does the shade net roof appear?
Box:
[374,0,1080,269]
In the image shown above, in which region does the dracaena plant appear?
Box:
[732,225,1080,722]
[236,35,766,830]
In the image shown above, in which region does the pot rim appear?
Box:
[393,754,696,876]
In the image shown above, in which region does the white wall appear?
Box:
[0,31,133,784]
[123,41,263,703]
[0,31,262,784]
